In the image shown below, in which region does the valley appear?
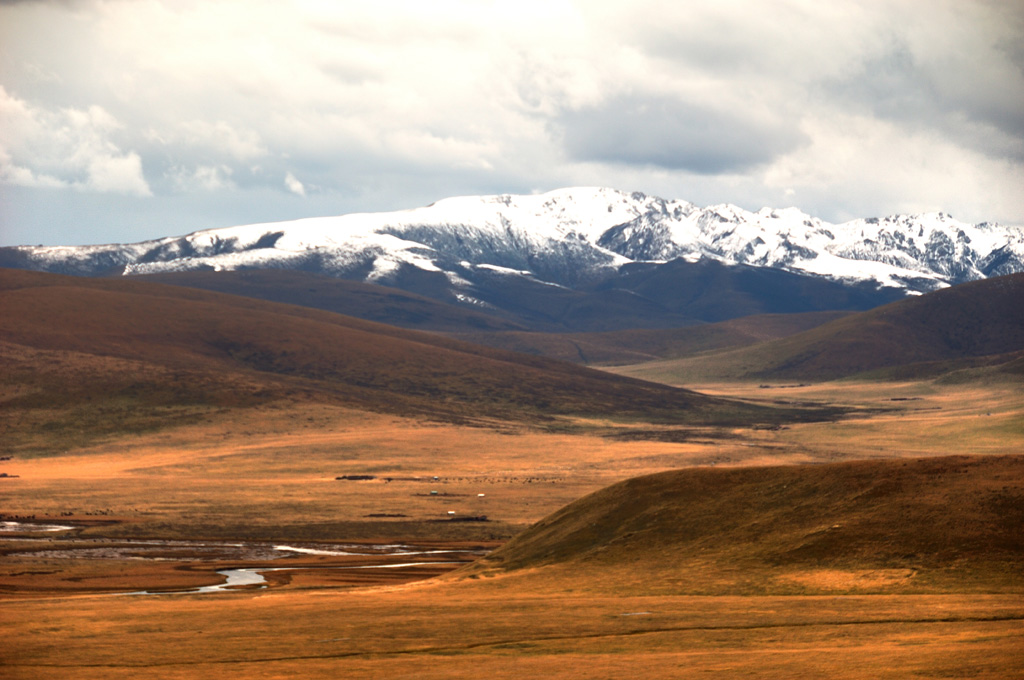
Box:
[2,378,1022,678]
[4,0,1023,670]
[1,266,1022,678]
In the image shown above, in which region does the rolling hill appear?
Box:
[472,454,1024,594]
[612,272,1024,383]
[2,268,828,455]
[137,268,850,364]
[138,269,534,333]
[135,261,892,333]
[137,267,704,332]
[451,311,850,365]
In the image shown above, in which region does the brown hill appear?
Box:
[139,267,708,332]
[472,455,1024,594]
[2,268,820,454]
[140,270,849,365]
[140,269,531,333]
[135,260,903,334]
[615,273,1024,383]
[452,311,849,365]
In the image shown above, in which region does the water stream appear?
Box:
[1,534,487,596]
[129,561,466,595]
[1,521,75,533]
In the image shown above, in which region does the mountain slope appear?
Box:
[138,269,532,333]
[472,455,1024,594]
[2,268,821,454]
[614,273,1024,383]
[594,257,904,321]
[4,189,1020,309]
[452,311,850,365]
[138,261,888,333]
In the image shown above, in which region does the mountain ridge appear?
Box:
[4,188,1021,301]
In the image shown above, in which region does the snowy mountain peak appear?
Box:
[3,187,1021,295]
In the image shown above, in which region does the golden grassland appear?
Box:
[679,381,1024,461]
[5,381,1017,540]
[1,380,1022,678]
[474,453,1024,597]
[3,585,1022,679]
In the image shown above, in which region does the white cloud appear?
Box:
[152,120,268,162]
[169,164,236,192]
[0,86,151,196]
[0,146,66,189]
[284,171,305,196]
[84,150,150,195]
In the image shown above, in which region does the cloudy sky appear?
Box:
[1,0,1022,247]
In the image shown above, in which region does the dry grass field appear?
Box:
[5,380,1017,543]
[4,586,1022,679]
[3,269,1022,678]
[2,379,1022,679]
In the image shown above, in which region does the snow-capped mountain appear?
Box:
[4,188,1022,297]
[597,201,1023,290]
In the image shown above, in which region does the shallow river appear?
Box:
[133,561,467,595]
[1,521,76,533]
[2,529,488,596]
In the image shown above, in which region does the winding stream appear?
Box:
[2,533,488,596]
[132,561,467,595]
[1,521,75,533]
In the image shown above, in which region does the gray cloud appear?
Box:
[824,38,1024,161]
[559,95,807,174]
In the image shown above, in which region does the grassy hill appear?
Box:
[136,259,904,334]
[137,268,705,334]
[472,454,1024,594]
[452,311,849,365]
[140,269,531,333]
[2,268,827,455]
[140,270,849,365]
[613,273,1024,383]
[140,267,706,332]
